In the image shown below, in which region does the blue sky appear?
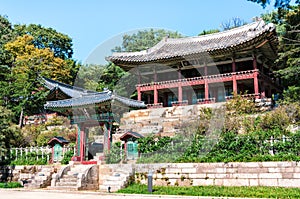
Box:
[0,0,275,64]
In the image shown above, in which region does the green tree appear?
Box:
[198,29,220,36]
[113,29,183,52]
[4,35,75,125]
[247,0,299,8]
[14,24,73,59]
[275,6,300,88]
[0,16,15,108]
[75,64,105,91]
[261,6,299,102]
[0,106,22,160]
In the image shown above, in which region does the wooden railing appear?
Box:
[137,70,259,90]
[197,98,216,104]
[146,103,163,109]
[171,100,188,106]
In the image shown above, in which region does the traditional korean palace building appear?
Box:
[43,20,281,163]
[107,20,281,108]
[42,77,145,162]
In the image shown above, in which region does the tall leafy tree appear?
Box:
[0,106,22,162]
[261,6,300,102]
[14,24,73,59]
[113,29,183,52]
[0,16,15,107]
[4,35,75,125]
[275,6,300,88]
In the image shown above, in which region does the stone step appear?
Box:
[48,186,78,191]
[59,177,77,182]
[56,181,77,186]
[62,174,78,179]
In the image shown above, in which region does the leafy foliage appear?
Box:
[119,183,300,198]
[3,35,76,123]
[0,106,22,159]
[247,0,298,9]
[225,94,256,115]
[14,24,73,59]
[0,182,23,188]
[198,29,220,36]
[9,151,49,165]
[113,29,183,52]
[273,6,300,87]
[61,149,74,165]
[136,129,300,163]
[105,142,122,164]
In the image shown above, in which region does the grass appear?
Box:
[118,183,300,198]
[0,182,23,188]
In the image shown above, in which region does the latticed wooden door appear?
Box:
[126,141,138,160]
[53,143,63,162]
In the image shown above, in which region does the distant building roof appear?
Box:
[106,20,277,69]
[42,78,146,110]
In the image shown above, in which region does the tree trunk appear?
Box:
[18,108,23,128]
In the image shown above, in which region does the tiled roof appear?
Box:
[120,131,144,141]
[106,20,277,66]
[48,136,69,145]
[44,89,146,109]
[41,77,97,98]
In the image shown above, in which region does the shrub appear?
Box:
[260,106,290,131]
[105,142,122,164]
[0,182,23,188]
[61,150,74,165]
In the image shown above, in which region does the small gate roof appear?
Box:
[120,131,144,141]
[48,136,70,145]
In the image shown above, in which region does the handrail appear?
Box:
[137,70,258,87]
[146,103,163,109]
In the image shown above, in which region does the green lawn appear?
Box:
[118,183,300,198]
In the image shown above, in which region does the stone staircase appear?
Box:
[49,163,99,191]
[21,166,55,189]
[99,164,134,192]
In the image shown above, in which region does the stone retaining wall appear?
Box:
[102,162,300,188]
[0,165,60,183]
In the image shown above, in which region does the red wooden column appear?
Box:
[137,86,141,101]
[205,80,209,101]
[232,57,237,94]
[79,124,85,162]
[154,85,158,104]
[204,62,209,101]
[137,69,142,101]
[178,67,183,102]
[153,67,158,104]
[253,53,259,98]
[103,122,112,152]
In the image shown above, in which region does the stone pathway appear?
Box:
[0,189,268,199]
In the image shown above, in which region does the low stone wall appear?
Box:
[0,165,60,183]
[102,162,300,188]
